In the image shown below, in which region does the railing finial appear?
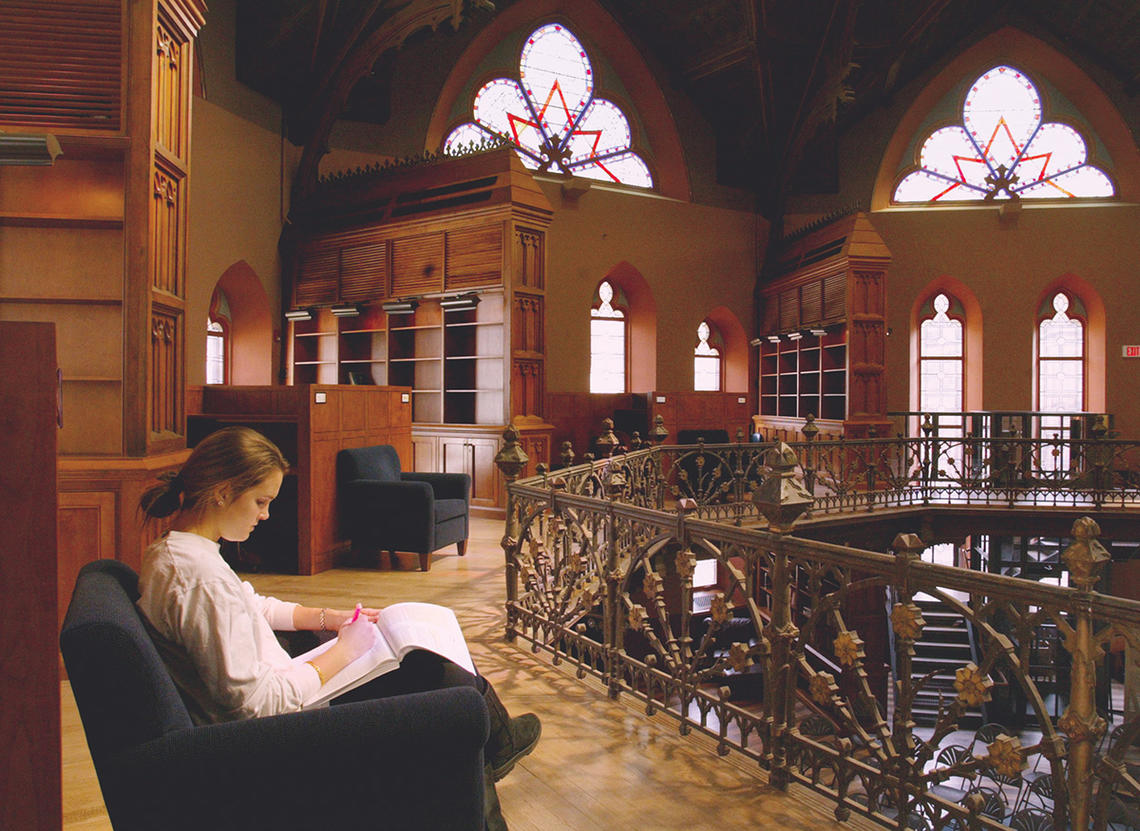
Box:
[494,423,530,480]
[1062,516,1109,592]
[802,413,818,441]
[753,442,813,533]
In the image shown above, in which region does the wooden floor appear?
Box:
[63,517,860,831]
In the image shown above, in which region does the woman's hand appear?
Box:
[334,608,377,660]
[327,605,381,629]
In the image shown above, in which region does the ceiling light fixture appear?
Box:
[330,303,362,318]
[284,308,314,322]
[381,299,419,314]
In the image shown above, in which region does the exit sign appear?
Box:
[1125,345,1140,358]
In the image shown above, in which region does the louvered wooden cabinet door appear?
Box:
[341,240,388,302]
[0,0,123,131]
[295,244,339,305]
[445,225,503,291]
[391,232,445,297]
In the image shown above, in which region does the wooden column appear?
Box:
[124,0,206,455]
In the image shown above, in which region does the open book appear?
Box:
[295,602,475,708]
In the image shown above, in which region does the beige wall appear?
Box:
[870,205,1140,434]
[186,97,291,386]
[538,181,758,393]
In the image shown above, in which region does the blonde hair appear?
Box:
[140,426,289,520]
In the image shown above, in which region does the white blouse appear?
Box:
[137,530,321,723]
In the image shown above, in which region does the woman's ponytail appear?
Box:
[139,470,185,519]
[138,427,288,524]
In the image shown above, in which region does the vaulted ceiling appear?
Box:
[235,0,1140,218]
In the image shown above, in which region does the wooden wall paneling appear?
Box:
[57,491,117,627]
[0,322,60,830]
[154,7,190,160]
[543,392,635,460]
[57,451,188,575]
[515,226,545,289]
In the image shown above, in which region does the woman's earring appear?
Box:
[216,498,224,506]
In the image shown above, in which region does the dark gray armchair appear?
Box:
[60,559,488,831]
[337,444,471,571]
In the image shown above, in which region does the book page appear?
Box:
[379,602,475,674]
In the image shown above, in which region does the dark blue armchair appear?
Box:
[337,444,471,571]
[60,559,488,831]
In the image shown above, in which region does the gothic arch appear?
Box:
[1034,273,1105,412]
[601,261,657,392]
[703,305,749,393]
[873,27,1140,209]
[909,277,983,412]
[214,261,274,385]
[426,0,690,201]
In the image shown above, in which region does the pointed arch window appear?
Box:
[206,287,231,385]
[1038,291,1085,414]
[206,317,227,385]
[1038,291,1085,471]
[693,321,722,391]
[919,293,964,421]
[590,280,626,393]
[444,22,653,189]
[894,65,1114,203]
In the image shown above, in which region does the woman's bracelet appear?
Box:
[306,660,328,686]
[318,607,327,631]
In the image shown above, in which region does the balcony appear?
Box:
[496,420,1140,831]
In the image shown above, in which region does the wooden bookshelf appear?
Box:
[285,149,557,511]
[754,212,890,439]
[759,330,847,421]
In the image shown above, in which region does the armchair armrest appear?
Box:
[403,471,471,501]
[103,687,488,831]
[345,478,434,513]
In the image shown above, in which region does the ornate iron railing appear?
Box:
[496,425,1140,831]
[538,428,1140,521]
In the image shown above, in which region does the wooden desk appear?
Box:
[189,384,412,574]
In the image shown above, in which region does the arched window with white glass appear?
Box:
[693,321,722,392]
[919,293,964,435]
[444,22,653,189]
[206,287,231,385]
[590,280,627,393]
[1037,291,1085,467]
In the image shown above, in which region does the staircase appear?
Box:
[908,596,984,729]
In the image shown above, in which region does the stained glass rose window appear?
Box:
[444,23,653,189]
[894,65,1113,203]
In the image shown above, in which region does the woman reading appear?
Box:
[137,426,539,829]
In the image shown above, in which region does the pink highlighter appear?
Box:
[350,604,362,624]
